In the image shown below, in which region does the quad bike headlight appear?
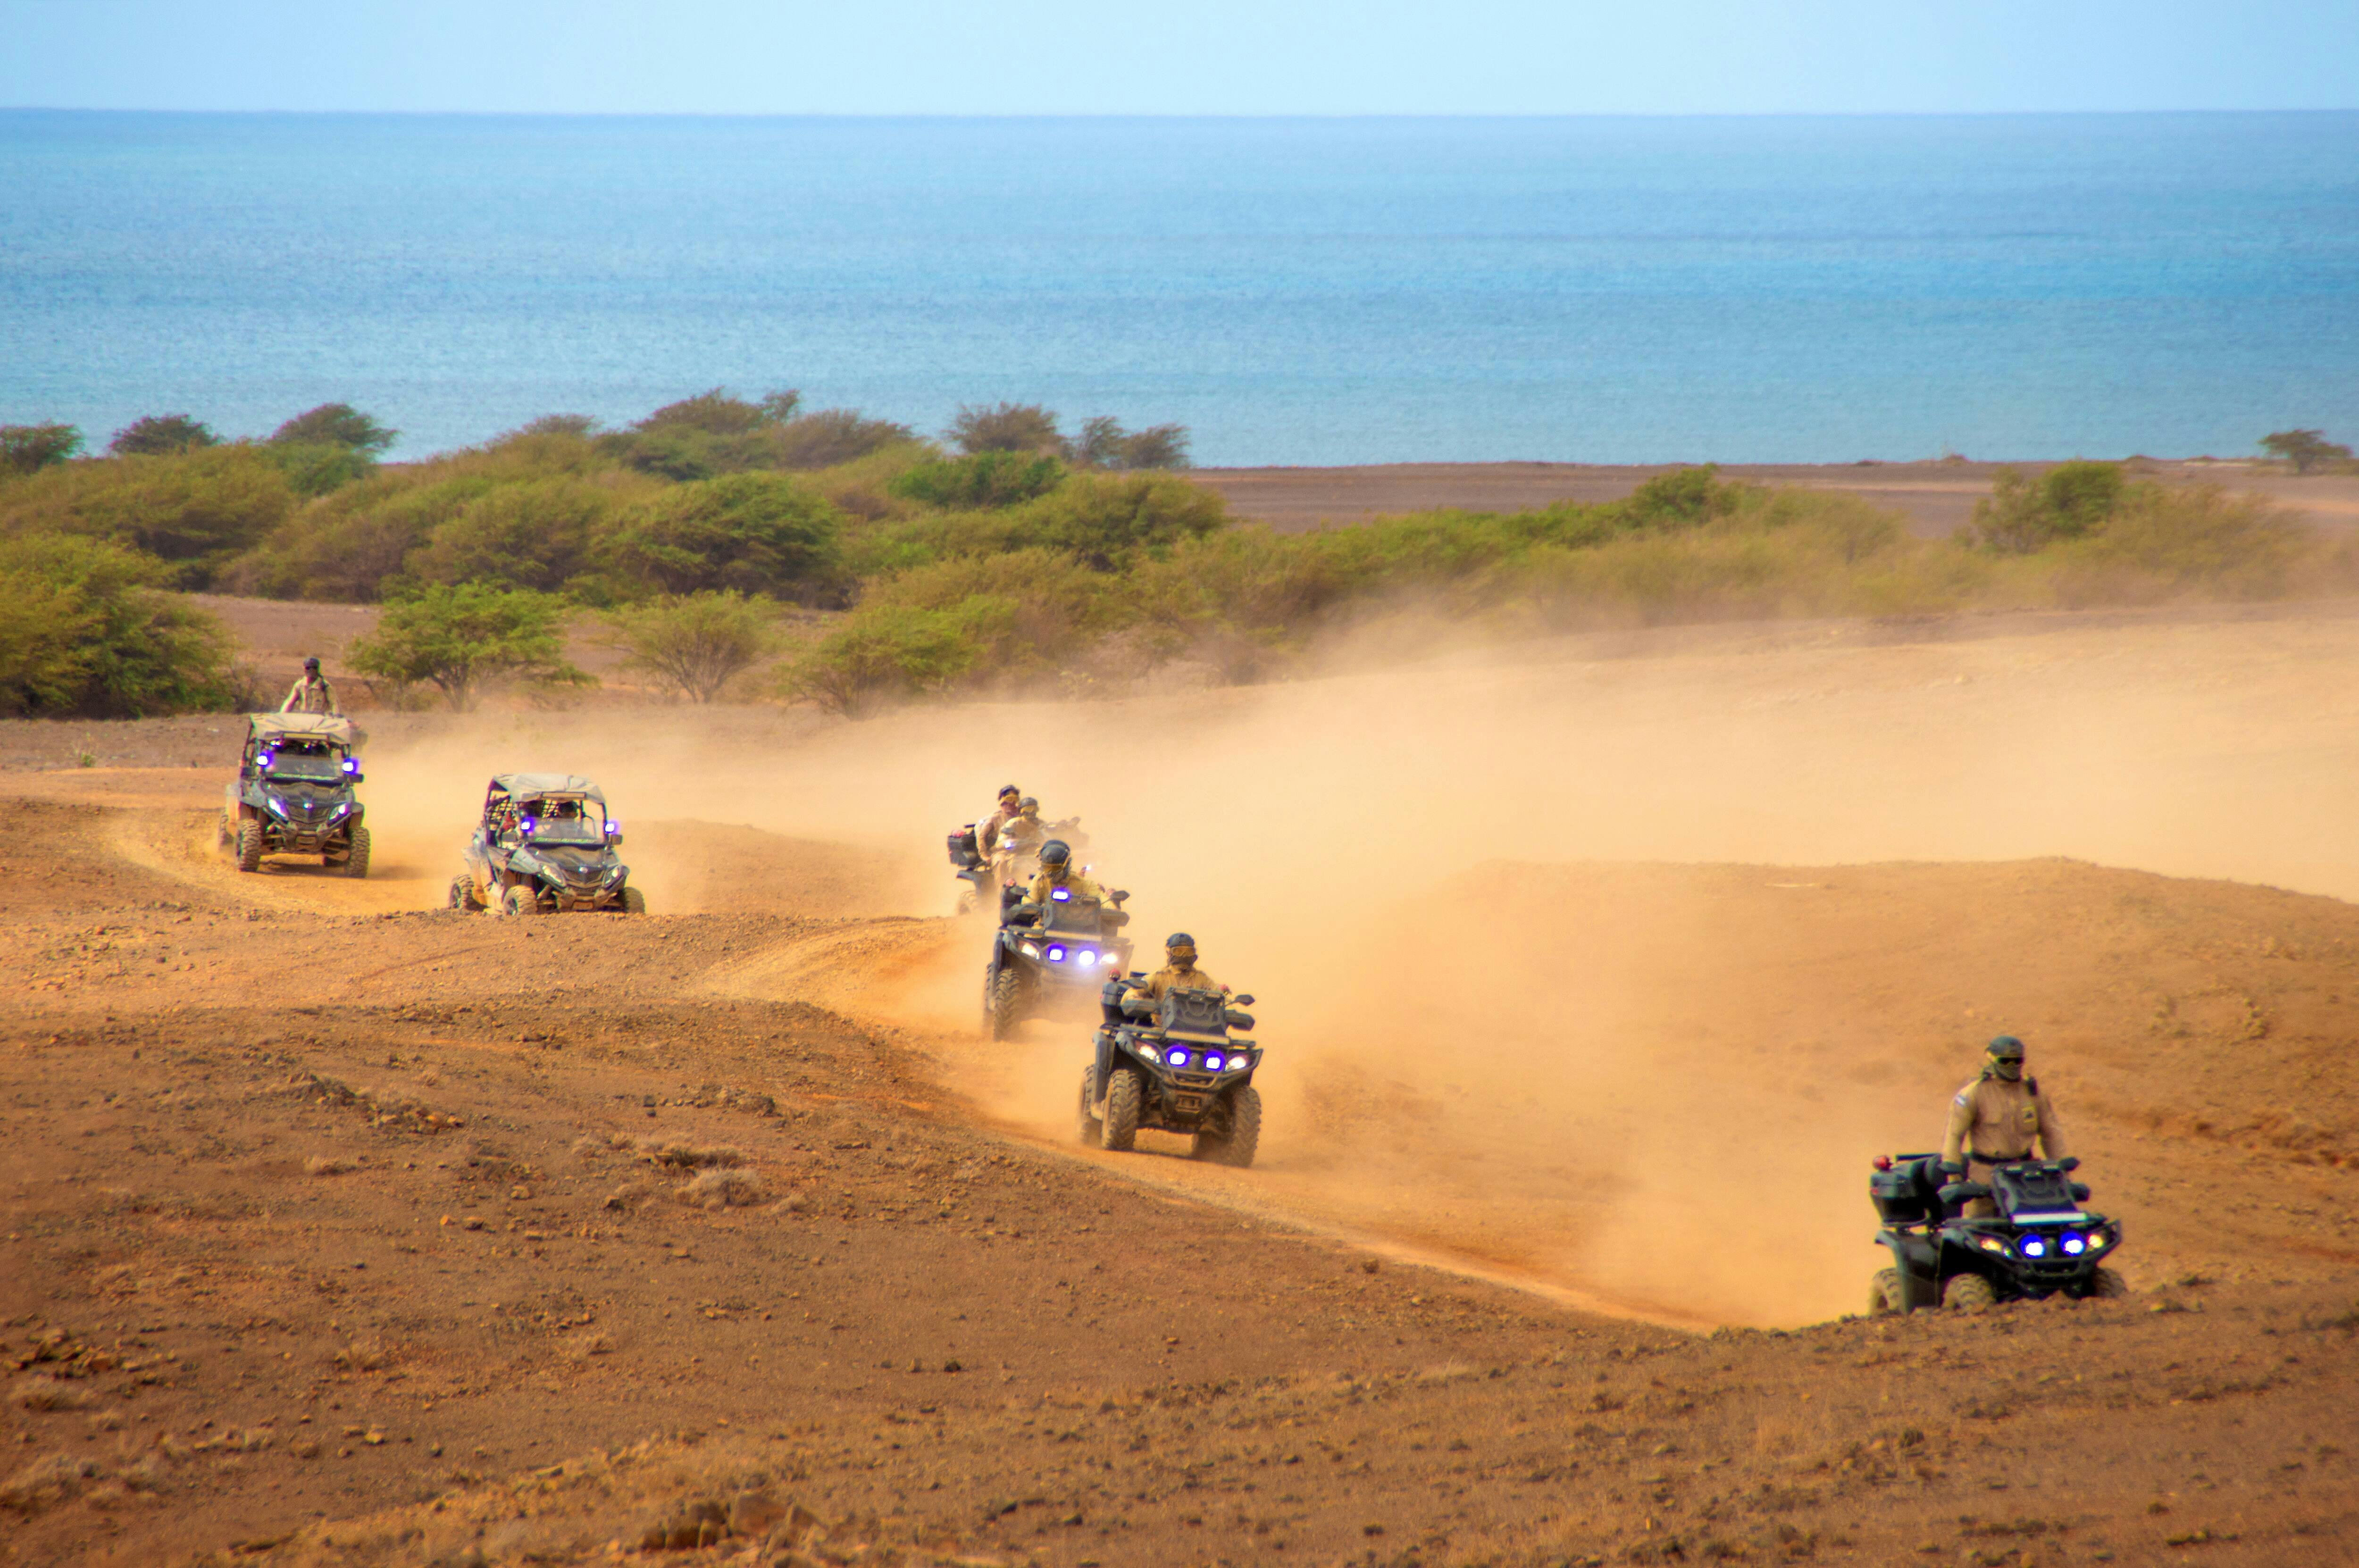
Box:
[1167,1048,1191,1068]
[1020,942,1041,959]
[2061,1235,2086,1256]
[1137,1044,1162,1064]
[2020,1236,2049,1259]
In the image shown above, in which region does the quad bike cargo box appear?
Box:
[1869,1153,1940,1225]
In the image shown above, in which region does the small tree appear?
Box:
[346,582,591,711]
[0,534,237,716]
[271,403,399,456]
[1074,416,1192,471]
[107,415,220,456]
[949,402,1064,457]
[599,591,780,702]
[2260,429,2352,475]
[778,604,977,718]
[0,424,83,477]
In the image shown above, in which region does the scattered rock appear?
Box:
[14,1377,91,1412]
[650,1143,745,1169]
[304,1155,357,1176]
[0,1454,99,1515]
[603,1181,656,1212]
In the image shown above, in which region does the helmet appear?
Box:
[303,656,322,673]
[1165,931,1197,966]
[1038,839,1071,871]
[1986,1034,2025,1081]
[1018,796,1039,816]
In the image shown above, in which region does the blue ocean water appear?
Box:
[2,111,2355,466]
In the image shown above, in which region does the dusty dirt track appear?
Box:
[5,604,2359,1567]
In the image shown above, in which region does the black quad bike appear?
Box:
[1079,981,1263,1168]
[449,773,644,917]
[219,714,369,876]
[1866,1152,2126,1314]
[981,881,1131,1038]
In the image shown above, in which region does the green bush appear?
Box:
[1019,472,1230,566]
[599,590,782,702]
[0,445,296,589]
[346,582,591,711]
[603,391,911,478]
[0,534,238,716]
[260,442,377,498]
[2056,481,2308,601]
[0,424,83,477]
[406,476,616,593]
[108,415,220,456]
[1970,462,2124,554]
[609,473,847,601]
[769,409,919,469]
[889,450,1067,509]
[778,603,981,717]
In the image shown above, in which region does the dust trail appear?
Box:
[353,609,2359,1325]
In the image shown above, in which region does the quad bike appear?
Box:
[946,813,1089,915]
[981,879,1131,1038]
[1866,1152,2125,1314]
[220,714,370,877]
[1079,980,1263,1168]
[448,773,644,917]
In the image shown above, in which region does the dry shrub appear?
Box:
[648,1143,744,1169]
[0,1454,99,1515]
[304,1154,356,1176]
[681,1168,769,1209]
[15,1377,91,1411]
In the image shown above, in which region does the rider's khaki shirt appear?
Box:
[1123,964,1225,1006]
[1942,1075,2067,1166]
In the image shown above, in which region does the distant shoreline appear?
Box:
[1187,458,2359,537]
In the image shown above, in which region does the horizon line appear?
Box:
[6,105,2358,122]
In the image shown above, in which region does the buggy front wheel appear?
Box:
[234,820,263,874]
[502,885,539,918]
[619,886,646,914]
[342,826,371,879]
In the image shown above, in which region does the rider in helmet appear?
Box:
[1125,932,1227,1007]
[1021,838,1104,909]
[1940,1034,2069,1218]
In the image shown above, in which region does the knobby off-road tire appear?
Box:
[984,967,1022,1041]
[1943,1273,1999,1313]
[1192,1085,1263,1168]
[449,876,482,913]
[620,886,646,915]
[1868,1268,1907,1316]
[1100,1067,1142,1151]
[234,820,263,874]
[1076,1066,1102,1146]
[342,826,371,879]
[2089,1267,2129,1300]
[503,885,539,919]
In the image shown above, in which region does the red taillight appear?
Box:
[1872,1154,1892,1171]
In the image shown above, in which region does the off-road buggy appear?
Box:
[1865,1152,2126,1314]
[448,773,643,917]
[219,714,369,876]
[1078,980,1262,1168]
[981,877,1131,1038]
[946,813,1089,915]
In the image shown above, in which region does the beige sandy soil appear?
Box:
[1188,460,2359,537]
[3,605,2357,1566]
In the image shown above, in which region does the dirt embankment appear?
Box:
[5,605,2359,1566]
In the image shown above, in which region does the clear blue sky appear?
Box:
[3,0,2354,115]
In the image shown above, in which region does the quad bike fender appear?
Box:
[1876,1231,1941,1310]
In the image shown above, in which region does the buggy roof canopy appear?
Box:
[487,773,607,806]
[246,713,357,748]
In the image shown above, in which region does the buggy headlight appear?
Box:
[266,795,288,817]
[1976,1236,2007,1254]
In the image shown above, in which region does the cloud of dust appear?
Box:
[351,610,2359,1326]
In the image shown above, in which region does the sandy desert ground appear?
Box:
[4,601,2358,1567]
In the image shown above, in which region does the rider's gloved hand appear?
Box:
[1938,1160,1964,1179]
